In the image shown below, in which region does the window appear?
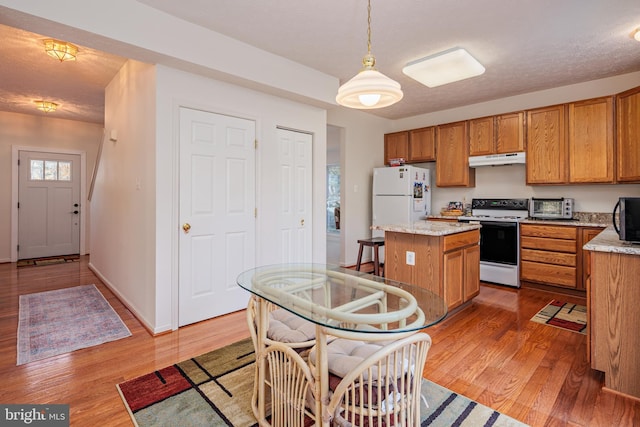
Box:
[326,164,341,233]
[30,159,71,181]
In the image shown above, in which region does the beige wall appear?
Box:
[0,111,103,262]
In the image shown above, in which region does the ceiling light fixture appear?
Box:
[336,0,403,109]
[43,39,78,62]
[403,47,485,88]
[635,29,640,42]
[35,101,58,113]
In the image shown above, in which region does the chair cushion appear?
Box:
[267,309,316,343]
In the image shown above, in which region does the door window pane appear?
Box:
[58,161,71,181]
[44,161,58,180]
[30,160,44,180]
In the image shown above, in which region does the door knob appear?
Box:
[300,219,305,226]
[182,223,191,233]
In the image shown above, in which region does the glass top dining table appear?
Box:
[236,263,447,337]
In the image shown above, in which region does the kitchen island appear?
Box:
[584,227,640,400]
[372,221,481,312]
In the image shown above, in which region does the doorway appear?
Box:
[11,147,87,262]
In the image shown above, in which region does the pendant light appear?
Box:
[336,0,403,109]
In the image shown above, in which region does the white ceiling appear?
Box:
[1,0,640,123]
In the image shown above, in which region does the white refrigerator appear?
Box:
[372,166,431,262]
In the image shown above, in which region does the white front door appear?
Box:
[18,151,81,259]
[276,128,313,263]
[178,107,256,326]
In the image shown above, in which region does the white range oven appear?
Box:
[458,198,529,288]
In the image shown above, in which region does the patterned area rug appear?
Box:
[530,300,587,334]
[117,338,529,427]
[17,284,131,365]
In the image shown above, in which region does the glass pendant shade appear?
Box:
[336,68,403,109]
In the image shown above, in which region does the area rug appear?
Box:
[117,338,528,427]
[17,284,131,365]
[17,254,80,268]
[530,299,587,334]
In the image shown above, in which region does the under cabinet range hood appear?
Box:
[469,152,526,167]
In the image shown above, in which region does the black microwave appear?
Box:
[613,197,640,243]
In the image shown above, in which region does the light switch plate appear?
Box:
[406,251,415,266]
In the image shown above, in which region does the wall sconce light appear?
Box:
[35,101,58,112]
[44,39,78,62]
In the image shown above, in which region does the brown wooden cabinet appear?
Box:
[616,86,640,182]
[384,131,409,166]
[496,112,526,153]
[469,116,494,156]
[436,121,475,187]
[520,224,577,289]
[568,97,614,183]
[589,248,640,399]
[580,227,604,291]
[408,127,436,162]
[384,229,480,311]
[469,112,525,156]
[526,105,568,184]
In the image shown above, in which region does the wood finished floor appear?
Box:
[1,256,638,426]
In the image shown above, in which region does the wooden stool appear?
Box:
[355,237,385,276]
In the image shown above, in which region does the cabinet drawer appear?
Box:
[520,236,576,253]
[521,261,577,288]
[521,248,576,267]
[521,224,577,240]
[442,230,479,252]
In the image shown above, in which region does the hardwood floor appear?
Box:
[1,257,638,426]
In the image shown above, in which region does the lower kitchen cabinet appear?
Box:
[384,229,480,311]
[520,223,604,291]
[520,224,578,289]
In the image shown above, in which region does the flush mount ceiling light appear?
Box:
[43,39,78,62]
[635,28,640,42]
[336,0,403,109]
[402,47,485,88]
[35,101,58,113]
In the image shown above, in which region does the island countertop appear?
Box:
[583,226,640,256]
[372,220,481,236]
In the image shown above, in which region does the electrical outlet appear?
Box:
[406,251,415,266]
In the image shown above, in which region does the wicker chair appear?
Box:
[246,295,317,425]
[311,332,432,427]
[264,342,316,427]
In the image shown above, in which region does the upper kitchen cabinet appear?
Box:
[469,112,525,156]
[616,86,640,182]
[496,112,526,153]
[468,116,494,156]
[526,105,568,184]
[384,131,409,166]
[408,127,436,162]
[568,97,614,183]
[436,121,475,187]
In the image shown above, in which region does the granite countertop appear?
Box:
[428,212,612,228]
[583,226,640,255]
[372,221,481,236]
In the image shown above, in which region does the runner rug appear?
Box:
[17,284,131,365]
[530,299,587,334]
[117,338,529,427]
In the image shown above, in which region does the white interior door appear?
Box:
[178,107,256,326]
[18,151,80,259]
[276,128,313,263]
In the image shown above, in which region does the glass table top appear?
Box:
[237,263,448,334]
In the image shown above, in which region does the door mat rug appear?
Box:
[17,284,131,365]
[17,254,80,268]
[530,300,587,334]
[117,338,529,427]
